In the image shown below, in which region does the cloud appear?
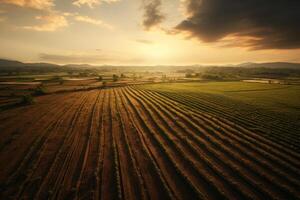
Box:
[0,10,6,22]
[1,0,54,10]
[74,15,113,29]
[142,0,165,30]
[39,52,143,64]
[23,14,68,31]
[39,53,111,63]
[0,17,6,22]
[135,39,154,44]
[1,1,69,32]
[72,0,120,8]
[175,0,300,50]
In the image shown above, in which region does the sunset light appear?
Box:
[0,1,299,200]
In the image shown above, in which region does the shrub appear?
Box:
[20,94,34,105]
[51,76,64,84]
[34,86,47,95]
[79,72,88,77]
[113,74,119,82]
[185,73,193,78]
[201,74,223,80]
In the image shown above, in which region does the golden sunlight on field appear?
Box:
[0,0,300,199]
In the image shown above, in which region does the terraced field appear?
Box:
[0,86,299,199]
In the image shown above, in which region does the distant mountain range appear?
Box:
[0,59,60,68]
[235,62,300,69]
[0,59,300,69]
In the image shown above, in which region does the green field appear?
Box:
[136,81,300,151]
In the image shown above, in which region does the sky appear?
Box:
[0,0,300,65]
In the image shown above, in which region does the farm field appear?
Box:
[137,82,300,151]
[0,72,172,110]
[0,84,299,199]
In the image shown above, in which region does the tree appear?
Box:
[53,76,64,85]
[34,86,47,95]
[185,73,193,78]
[133,73,137,81]
[21,94,34,105]
[113,74,119,82]
[67,71,73,76]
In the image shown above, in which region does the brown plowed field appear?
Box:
[0,87,299,200]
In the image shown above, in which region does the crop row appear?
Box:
[0,87,299,199]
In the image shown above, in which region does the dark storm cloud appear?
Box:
[142,0,165,30]
[176,0,300,50]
